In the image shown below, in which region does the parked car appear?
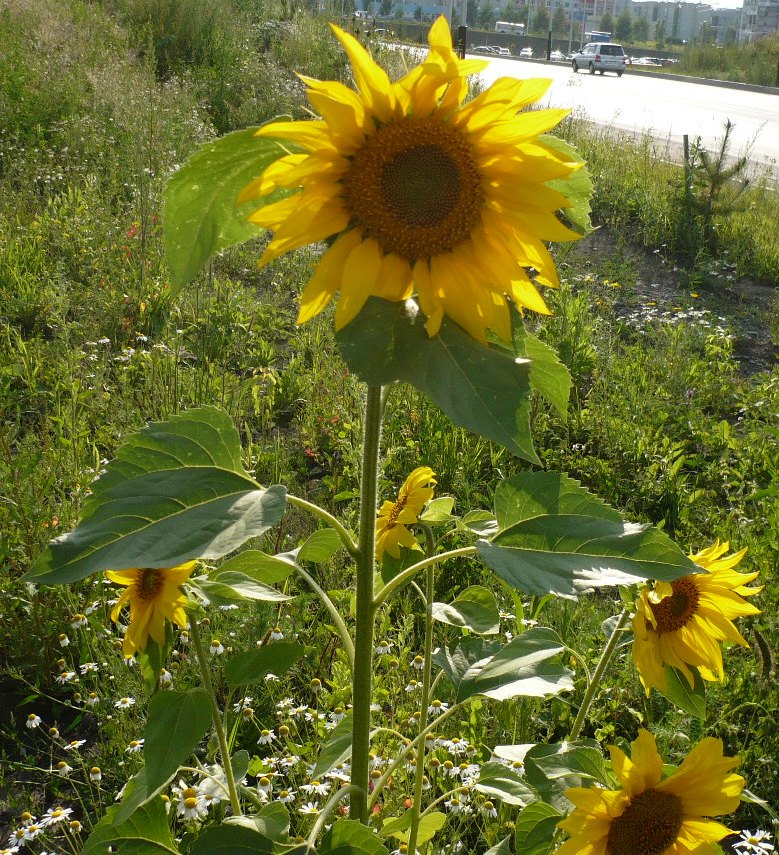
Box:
[632,56,662,66]
[471,45,498,54]
[550,49,566,61]
[519,47,533,58]
[571,42,627,76]
[493,46,512,56]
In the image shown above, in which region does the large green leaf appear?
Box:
[320,820,389,855]
[144,689,213,792]
[226,803,290,843]
[215,550,297,584]
[26,408,287,585]
[113,767,172,826]
[311,712,354,780]
[494,472,621,531]
[660,665,706,718]
[481,473,698,598]
[484,838,513,855]
[163,129,290,293]
[431,585,500,635]
[382,812,446,846]
[190,824,274,855]
[514,801,563,855]
[195,571,291,606]
[523,740,607,792]
[432,628,573,703]
[83,801,177,855]
[298,529,345,563]
[225,642,305,688]
[336,298,538,462]
[474,761,538,806]
[541,135,593,235]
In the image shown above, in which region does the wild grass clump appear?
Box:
[678,35,779,87]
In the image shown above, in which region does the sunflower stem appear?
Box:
[568,606,631,742]
[189,618,242,816]
[351,384,384,825]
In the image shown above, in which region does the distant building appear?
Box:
[739,0,779,40]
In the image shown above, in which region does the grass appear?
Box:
[0,0,777,846]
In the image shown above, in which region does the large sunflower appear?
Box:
[239,18,583,344]
[107,562,196,657]
[632,540,761,694]
[376,466,436,561]
[557,729,744,855]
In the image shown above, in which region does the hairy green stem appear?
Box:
[286,494,359,557]
[189,619,242,816]
[373,546,478,609]
[295,563,355,672]
[568,607,631,741]
[351,385,384,824]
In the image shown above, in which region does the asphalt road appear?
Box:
[468,55,779,180]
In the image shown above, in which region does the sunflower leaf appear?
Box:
[320,819,390,855]
[25,407,287,585]
[84,800,177,855]
[190,824,275,855]
[163,129,290,293]
[513,801,563,855]
[432,628,573,703]
[337,298,538,462]
[144,689,213,793]
[431,585,501,635]
[660,665,707,718]
[480,472,697,598]
[225,642,305,688]
[541,134,593,235]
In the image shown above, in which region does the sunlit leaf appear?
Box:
[431,585,500,635]
[298,529,345,563]
[84,801,176,855]
[541,135,593,235]
[419,497,456,524]
[474,761,538,806]
[432,628,573,703]
[484,838,513,855]
[225,642,304,688]
[383,812,446,846]
[226,802,290,843]
[523,740,607,793]
[195,571,291,606]
[215,550,297,584]
[26,407,287,585]
[163,130,290,293]
[144,689,212,792]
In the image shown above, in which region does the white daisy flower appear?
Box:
[89,767,102,782]
[735,831,775,855]
[114,696,135,709]
[25,714,42,730]
[70,614,88,629]
[270,627,284,641]
[209,640,224,655]
[58,634,70,647]
[375,640,393,654]
[298,802,319,815]
[257,729,275,745]
[40,807,72,828]
[301,780,331,797]
[277,789,296,804]
[125,739,144,753]
[55,761,73,777]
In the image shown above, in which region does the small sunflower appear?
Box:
[376,466,436,561]
[239,18,582,344]
[107,562,197,656]
[632,540,761,694]
[557,729,744,855]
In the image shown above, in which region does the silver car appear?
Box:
[571,42,626,76]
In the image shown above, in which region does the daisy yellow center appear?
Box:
[607,789,684,855]
[650,578,700,632]
[136,568,164,601]
[343,117,483,262]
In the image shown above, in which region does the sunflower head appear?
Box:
[376,466,436,561]
[632,540,761,694]
[106,561,197,657]
[240,17,586,345]
[557,729,744,855]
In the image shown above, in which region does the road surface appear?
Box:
[470,56,778,180]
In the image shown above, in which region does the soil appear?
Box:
[568,225,778,376]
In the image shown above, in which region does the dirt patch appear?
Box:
[568,225,778,375]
